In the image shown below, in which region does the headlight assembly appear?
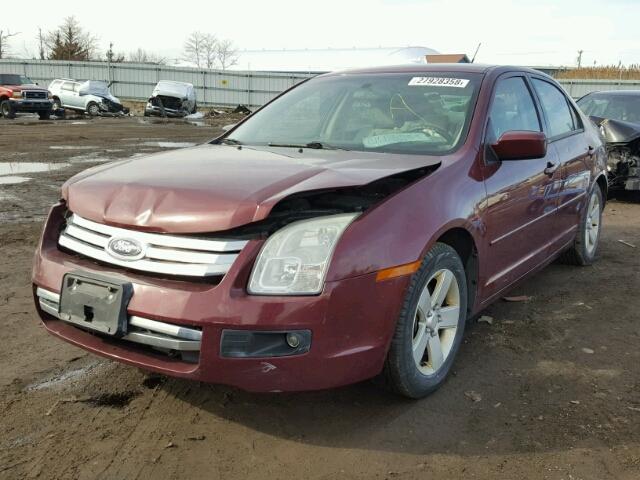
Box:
[248,213,358,295]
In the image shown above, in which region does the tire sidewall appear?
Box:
[86,102,99,116]
[389,243,468,398]
[577,185,604,264]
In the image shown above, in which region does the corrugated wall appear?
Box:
[2,59,640,106]
[0,59,315,107]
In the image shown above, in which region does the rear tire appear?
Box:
[561,185,603,266]
[1,100,16,119]
[381,243,468,399]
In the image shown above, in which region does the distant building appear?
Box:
[425,54,471,64]
[232,46,439,73]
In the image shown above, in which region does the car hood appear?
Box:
[5,84,48,92]
[62,144,440,233]
[590,116,640,144]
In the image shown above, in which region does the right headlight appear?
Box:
[248,213,358,295]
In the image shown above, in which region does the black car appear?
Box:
[577,90,640,191]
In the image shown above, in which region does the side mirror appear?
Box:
[491,131,547,160]
[222,123,236,132]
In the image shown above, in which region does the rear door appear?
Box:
[530,76,592,251]
[59,82,78,108]
[480,74,563,301]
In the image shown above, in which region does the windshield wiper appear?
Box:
[218,138,242,145]
[267,141,347,150]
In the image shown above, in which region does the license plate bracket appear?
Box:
[59,272,133,337]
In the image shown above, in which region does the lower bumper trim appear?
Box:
[36,287,202,353]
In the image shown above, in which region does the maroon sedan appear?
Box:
[33,65,607,398]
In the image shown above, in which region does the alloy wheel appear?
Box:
[584,191,601,255]
[411,268,460,375]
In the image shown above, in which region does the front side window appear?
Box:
[225,73,482,155]
[532,78,576,138]
[488,76,541,141]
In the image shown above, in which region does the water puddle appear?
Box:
[25,361,104,391]
[0,176,31,185]
[50,146,99,150]
[0,162,70,176]
[141,141,197,148]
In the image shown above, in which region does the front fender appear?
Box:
[327,153,485,282]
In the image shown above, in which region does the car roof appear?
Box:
[584,90,640,97]
[320,63,543,77]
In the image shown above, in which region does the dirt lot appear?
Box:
[1,115,639,480]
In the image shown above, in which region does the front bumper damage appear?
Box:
[591,116,640,191]
[144,96,189,117]
[32,204,408,392]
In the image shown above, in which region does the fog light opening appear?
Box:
[286,332,301,349]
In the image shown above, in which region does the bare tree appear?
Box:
[46,16,99,61]
[201,34,218,69]
[215,39,238,70]
[183,31,206,68]
[128,48,166,65]
[0,29,20,59]
[36,27,47,60]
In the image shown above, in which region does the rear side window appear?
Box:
[532,79,577,138]
[488,77,541,141]
[61,82,75,91]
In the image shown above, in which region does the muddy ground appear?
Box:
[0,114,639,480]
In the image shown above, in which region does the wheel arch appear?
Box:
[435,227,478,318]
[595,172,608,205]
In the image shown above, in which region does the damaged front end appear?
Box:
[78,80,129,116]
[591,116,640,191]
[144,81,196,118]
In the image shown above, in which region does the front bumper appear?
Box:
[9,98,53,113]
[144,105,187,118]
[32,204,409,392]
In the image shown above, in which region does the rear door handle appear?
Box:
[544,161,559,176]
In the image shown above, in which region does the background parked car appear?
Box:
[0,73,53,120]
[144,80,197,117]
[49,79,129,116]
[577,90,640,192]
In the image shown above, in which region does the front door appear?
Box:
[480,74,563,302]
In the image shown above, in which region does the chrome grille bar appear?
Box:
[59,213,247,277]
[36,287,201,352]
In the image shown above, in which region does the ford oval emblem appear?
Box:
[107,237,146,261]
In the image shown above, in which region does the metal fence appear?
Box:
[2,59,640,107]
[556,78,640,99]
[0,59,316,108]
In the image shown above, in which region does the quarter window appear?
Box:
[488,77,541,141]
[532,79,577,138]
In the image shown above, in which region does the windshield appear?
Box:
[225,72,482,155]
[577,93,640,124]
[0,74,34,85]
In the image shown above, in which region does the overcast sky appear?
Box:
[5,0,640,68]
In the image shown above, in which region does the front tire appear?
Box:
[86,101,100,117]
[1,100,16,119]
[561,185,603,266]
[38,111,51,120]
[382,243,468,398]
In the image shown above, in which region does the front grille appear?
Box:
[58,213,247,277]
[152,95,183,110]
[24,90,48,100]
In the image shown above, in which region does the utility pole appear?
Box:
[577,49,583,68]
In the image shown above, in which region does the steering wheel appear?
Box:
[404,123,454,144]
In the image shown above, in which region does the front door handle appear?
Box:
[587,145,595,156]
[544,161,559,176]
